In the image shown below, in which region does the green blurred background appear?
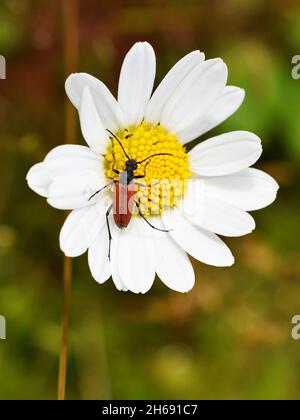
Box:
[0,0,300,400]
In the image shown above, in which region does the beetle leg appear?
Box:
[88,181,116,201]
[135,200,171,233]
[134,181,160,188]
[88,184,109,201]
[106,203,113,260]
[134,181,148,187]
[134,159,151,179]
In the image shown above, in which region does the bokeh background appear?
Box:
[0,0,300,400]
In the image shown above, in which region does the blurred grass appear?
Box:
[0,0,300,400]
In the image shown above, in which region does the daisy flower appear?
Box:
[26,42,278,294]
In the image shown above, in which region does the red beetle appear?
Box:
[89,130,172,259]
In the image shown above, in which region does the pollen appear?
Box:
[104,122,191,216]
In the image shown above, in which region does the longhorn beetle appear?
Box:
[89,129,173,260]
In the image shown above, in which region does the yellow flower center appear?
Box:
[104,122,190,216]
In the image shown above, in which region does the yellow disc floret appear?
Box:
[104,122,190,216]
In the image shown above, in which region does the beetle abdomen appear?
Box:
[113,182,136,229]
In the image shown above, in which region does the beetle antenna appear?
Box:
[136,153,173,164]
[106,129,130,160]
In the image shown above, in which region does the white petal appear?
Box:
[110,219,128,292]
[179,86,245,143]
[26,162,51,197]
[162,209,234,267]
[65,73,125,131]
[160,59,227,134]
[182,179,255,237]
[117,219,156,294]
[201,168,279,211]
[189,131,262,176]
[60,203,107,257]
[88,225,111,284]
[79,87,108,153]
[44,144,102,179]
[47,172,108,210]
[144,50,205,124]
[118,42,156,127]
[45,143,100,162]
[155,235,195,292]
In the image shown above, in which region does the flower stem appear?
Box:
[57,256,73,400]
[57,0,78,401]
